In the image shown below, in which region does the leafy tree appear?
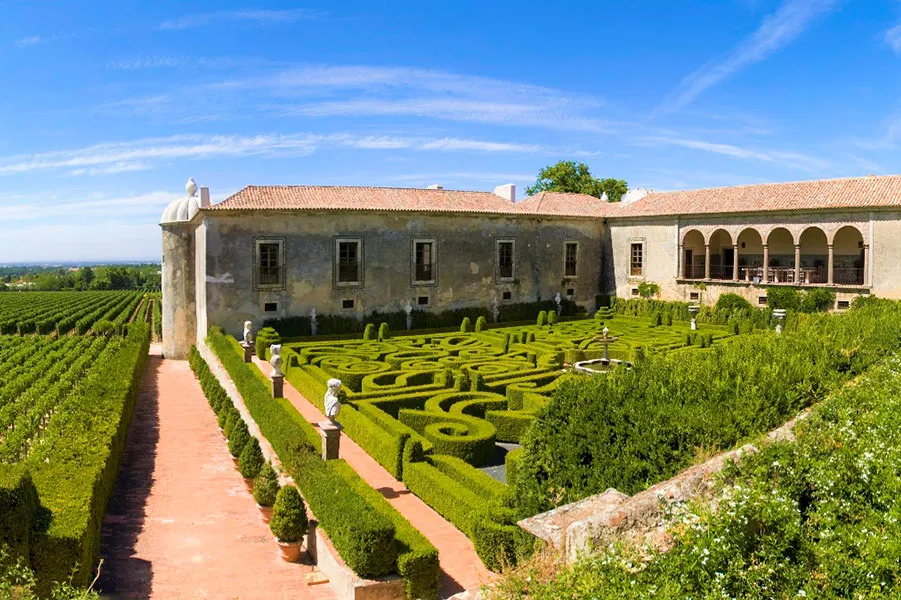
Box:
[525,160,628,202]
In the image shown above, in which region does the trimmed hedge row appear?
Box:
[207,328,440,595]
[0,323,150,592]
[263,299,583,338]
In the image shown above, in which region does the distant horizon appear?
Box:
[0,260,161,268]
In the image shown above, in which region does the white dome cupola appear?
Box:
[161,178,201,224]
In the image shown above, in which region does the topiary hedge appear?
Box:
[207,328,417,581]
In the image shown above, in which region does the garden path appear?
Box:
[253,356,495,599]
[98,344,334,600]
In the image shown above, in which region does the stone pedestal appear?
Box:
[271,374,284,398]
[242,342,252,363]
[318,421,342,461]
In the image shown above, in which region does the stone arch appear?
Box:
[707,229,734,280]
[798,226,829,284]
[681,229,705,279]
[736,228,764,281]
[832,226,865,285]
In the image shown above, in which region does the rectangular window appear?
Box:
[417,295,429,306]
[413,239,436,284]
[255,239,284,290]
[264,302,278,312]
[564,242,579,278]
[758,296,768,305]
[630,242,644,277]
[497,240,515,281]
[342,299,355,309]
[336,239,362,286]
[502,291,512,300]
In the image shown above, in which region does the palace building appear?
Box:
[160,175,901,358]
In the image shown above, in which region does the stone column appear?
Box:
[318,421,342,460]
[794,244,801,284]
[271,373,284,398]
[678,244,684,278]
[732,244,739,281]
[863,244,870,287]
[762,244,769,283]
[827,244,834,285]
[704,244,711,280]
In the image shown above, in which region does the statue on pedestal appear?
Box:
[324,378,342,422]
[554,292,563,316]
[404,301,413,331]
[243,321,253,346]
[491,296,499,323]
[269,344,283,377]
[310,307,318,336]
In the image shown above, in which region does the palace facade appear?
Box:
[160,175,901,358]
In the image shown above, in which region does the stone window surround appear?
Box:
[411,237,438,287]
[252,237,285,291]
[495,238,516,283]
[563,240,580,280]
[629,237,646,279]
[334,237,364,288]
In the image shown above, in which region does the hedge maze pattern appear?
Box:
[284,316,733,471]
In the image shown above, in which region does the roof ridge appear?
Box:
[649,174,901,196]
[242,184,496,194]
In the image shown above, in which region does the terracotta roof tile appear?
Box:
[612,175,901,218]
[515,191,616,217]
[207,185,519,215]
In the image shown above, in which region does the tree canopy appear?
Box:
[525,160,628,202]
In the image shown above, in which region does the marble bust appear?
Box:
[243,321,253,346]
[269,344,283,377]
[324,378,342,422]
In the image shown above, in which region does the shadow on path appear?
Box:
[96,355,162,598]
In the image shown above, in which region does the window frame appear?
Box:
[411,237,438,286]
[629,240,645,278]
[334,237,363,288]
[496,239,516,283]
[253,238,285,291]
[563,241,579,279]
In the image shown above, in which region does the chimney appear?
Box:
[200,186,211,208]
[621,188,650,205]
[494,183,515,202]
[427,184,443,190]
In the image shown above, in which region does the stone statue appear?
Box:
[269,344,283,377]
[554,292,563,316]
[243,320,253,346]
[324,378,342,422]
[602,326,609,338]
[404,301,413,330]
[309,307,318,336]
[491,296,500,322]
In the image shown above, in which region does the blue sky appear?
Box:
[1,0,900,262]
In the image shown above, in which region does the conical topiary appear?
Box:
[270,485,308,543]
[253,462,280,507]
[228,420,250,458]
[239,437,265,479]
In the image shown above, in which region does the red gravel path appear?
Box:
[98,344,335,600]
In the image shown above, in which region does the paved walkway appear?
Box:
[253,356,495,598]
[98,344,335,600]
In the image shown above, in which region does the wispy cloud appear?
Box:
[14,36,42,48]
[886,23,901,53]
[159,9,319,30]
[197,64,612,132]
[655,0,839,114]
[0,132,543,177]
[636,135,829,172]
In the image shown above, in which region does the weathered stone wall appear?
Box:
[201,211,605,338]
[608,217,680,299]
[161,224,196,359]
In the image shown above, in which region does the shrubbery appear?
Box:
[254,327,280,360]
[253,462,280,507]
[515,299,901,515]
[269,485,308,543]
[238,437,265,479]
[495,346,901,599]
